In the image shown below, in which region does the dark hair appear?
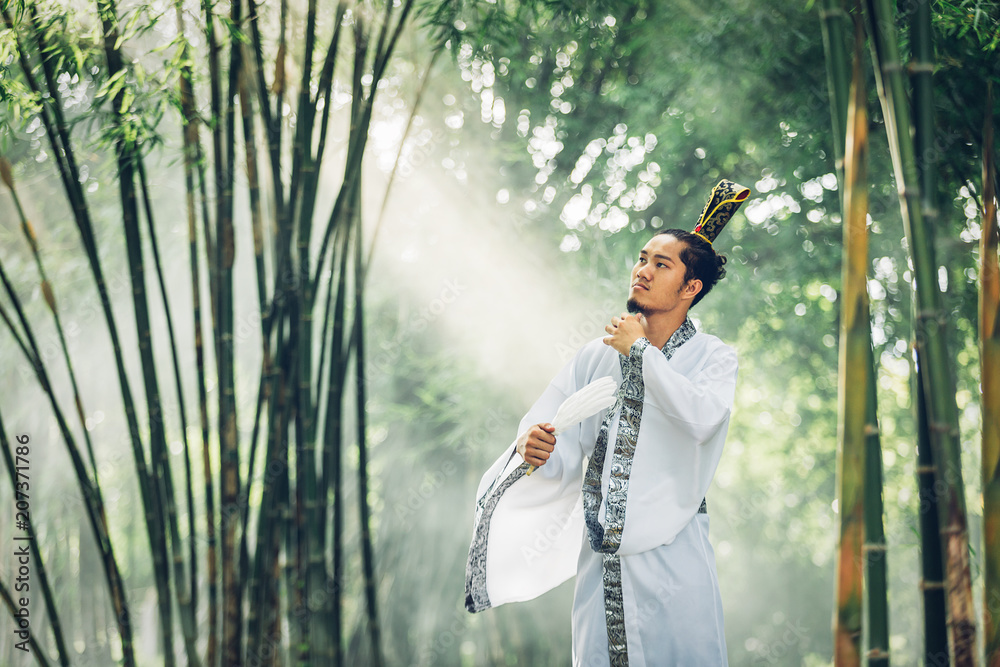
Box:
[656,229,727,307]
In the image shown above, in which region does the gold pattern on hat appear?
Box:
[692,179,751,244]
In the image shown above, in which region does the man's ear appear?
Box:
[682,279,703,301]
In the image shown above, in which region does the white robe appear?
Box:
[466,322,736,666]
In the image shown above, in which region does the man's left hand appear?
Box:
[603,313,645,356]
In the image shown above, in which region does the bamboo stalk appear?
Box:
[136,159,203,667]
[981,82,1000,666]
[321,221,353,667]
[246,0,286,219]
[235,32,273,631]
[863,0,977,662]
[281,334,298,667]
[906,3,951,663]
[1,161,102,489]
[291,2,321,661]
[246,320,291,664]
[0,258,135,667]
[864,347,890,666]
[172,3,219,662]
[0,407,69,667]
[94,2,178,662]
[215,0,243,661]
[915,357,951,665]
[833,39,870,667]
[0,578,53,667]
[0,24,158,643]
[201,0,222,357]
[818,0,851,184]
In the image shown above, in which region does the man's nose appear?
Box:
[636,264,653,280]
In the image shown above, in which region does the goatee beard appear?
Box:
[626,297,647,316]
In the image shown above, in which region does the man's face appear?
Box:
[626,234,702,316]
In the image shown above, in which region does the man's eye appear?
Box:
[657,263,666,268]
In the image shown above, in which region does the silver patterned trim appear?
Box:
[583,319,697,664]
[583,319,696,553]
[465,461,530,612]
[603,554,629,666]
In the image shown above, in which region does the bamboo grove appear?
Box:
[822,1,999,665]
[0,0,431,664]
[0,0,998,665]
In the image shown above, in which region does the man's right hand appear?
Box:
[517,423,556,467]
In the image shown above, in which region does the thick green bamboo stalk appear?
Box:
[906,3,951,662]
[863,0,976,662]
[819,6,890,662]
[291,3,320,661]
[863,345,890,666]
[94,2,178,662]
[235,34,274,643]
[201,0,222,358]
[915,357,951,665]
[282,353,298,667]
[172,4,219,662]
[819,0,852,184]
[980,83,1000,666]
[833,43,870,667]
[215,0,242,662]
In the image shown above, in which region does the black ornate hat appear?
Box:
[692,179,751,244]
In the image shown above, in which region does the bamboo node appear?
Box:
[0,157,13,189]
[929,421,951,433]
[908,62,935,74]
[41,280,56,311]
[819,8,849,19]
[866,648,891,659]
[920,579,946,590]
[862,542,888,552]
[916,465,936,474]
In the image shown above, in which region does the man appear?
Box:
[466,180,749,666]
